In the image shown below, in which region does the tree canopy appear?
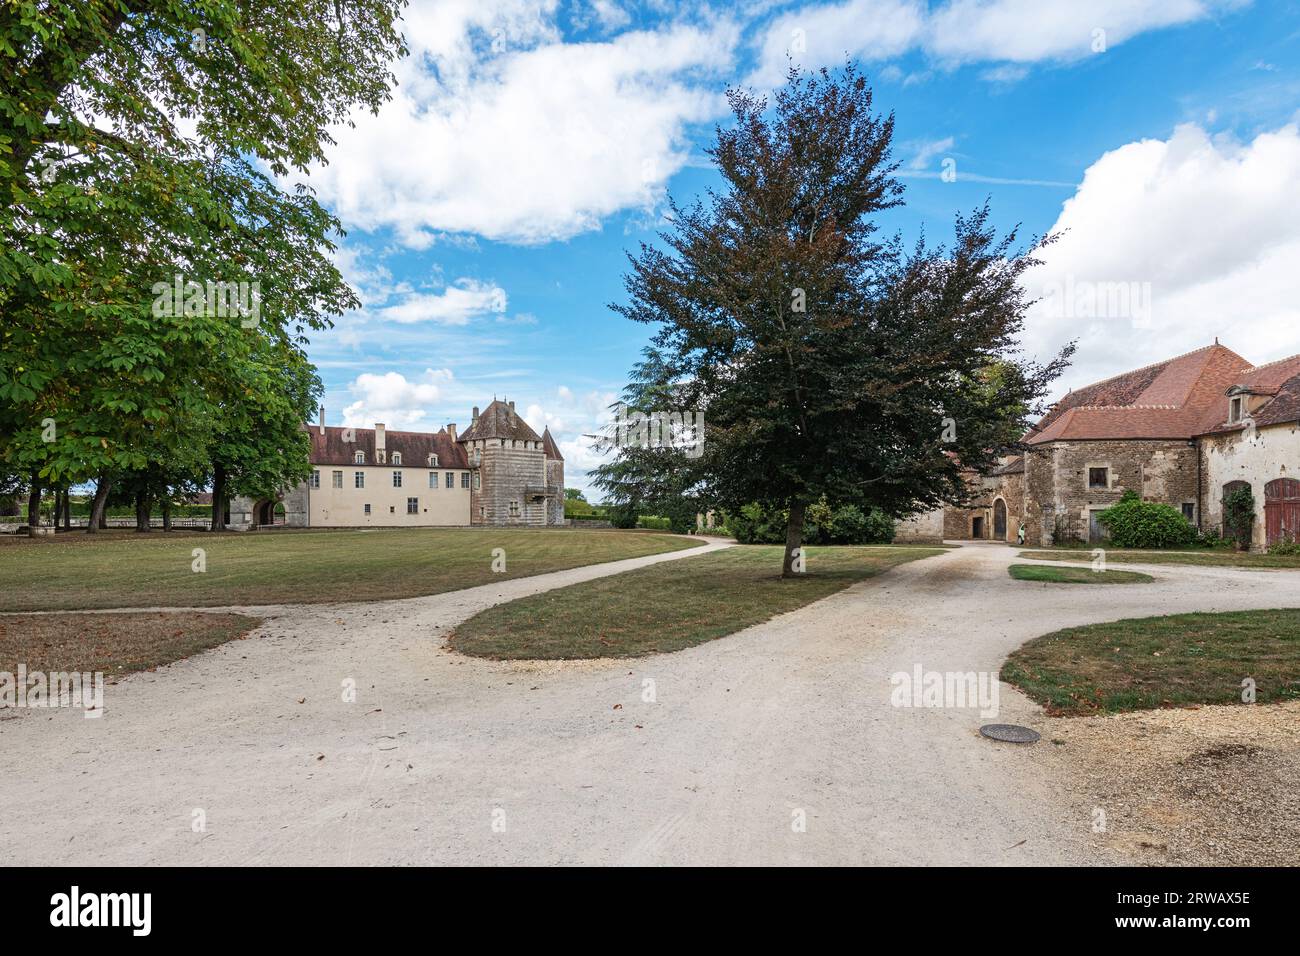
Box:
[0,0,408,530]
[608,65,1072,574]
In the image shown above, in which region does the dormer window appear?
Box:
[354,451,365,464]
[391,452,401,465]
[1229,396,1244,424]
[427,453,438,467]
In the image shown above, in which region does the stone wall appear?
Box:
[546,457,565,525]
[893,506,944,543]
[1201,422,1300,550]
[1024,439,1198,545]
[476,446,549,527]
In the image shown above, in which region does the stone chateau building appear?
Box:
[944,343,1300,550]
[229,399,564,529]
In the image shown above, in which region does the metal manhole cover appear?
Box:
[980,723,1041,744]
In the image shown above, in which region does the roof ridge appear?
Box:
[1064,343,1222,395]
[1244,351,1300,373]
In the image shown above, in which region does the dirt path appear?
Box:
[2,541,1297,865]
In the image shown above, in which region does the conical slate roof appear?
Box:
[458,399,542,443]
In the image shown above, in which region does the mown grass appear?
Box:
[1018,548,1300,569]
[1008,563,1154,585]
[0,611,262,678]
[0,528,702,611]
[449,544,944,659]
[1001,609,1300,716]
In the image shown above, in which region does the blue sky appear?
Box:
[294,1,1300,497]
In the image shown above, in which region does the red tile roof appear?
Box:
[305,424,468,468]
[1026,344,1252,444]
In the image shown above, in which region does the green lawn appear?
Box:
[0,528,702,611]
[1002,609,1300,716]
[1018,548,1300,570]
[449,544,944,659]
[1008,563,1154,585]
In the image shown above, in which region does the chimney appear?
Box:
[374,423,385,452]
[472,406,479,422]
[508,400,515,412]
[318,405,325,435]
[448,423,457,442]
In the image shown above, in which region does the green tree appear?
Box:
[611,65,1071,575]
[0,1,406,531]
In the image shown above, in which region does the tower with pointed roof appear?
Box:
[457,399,564,526]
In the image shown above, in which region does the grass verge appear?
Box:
[0,528,702,611]
[0,611,262,679]
[1001,609,1300,716]
[1008,563,1153,585]
[1018,548,1300,569]
[449,544,944,659]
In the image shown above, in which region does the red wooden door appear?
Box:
[1264,478,1300,546]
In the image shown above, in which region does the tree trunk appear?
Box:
[782,498,807,578]
[161,497,172,532]
[62,490,71,530]
[26,473,42,535]
[135,490,151,532]
[87,476,113,533]
[210,463,226,532]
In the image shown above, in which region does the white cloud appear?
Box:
[751,0,926,87]
[907,135,955,169]
[1020,122,1300,392]
[750,0,1241,86]
[377,279,507,325]
[341,368,457,428]
[303,4,736,246]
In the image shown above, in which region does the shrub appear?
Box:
[606,504,639,529]
[1097,490,1197,549]
[1222,486,1256,548]
[727,500,895,545]
[728,503,788,544]
[636,515,672,530]
[1268,535,1300,556]
[564,498,594,518]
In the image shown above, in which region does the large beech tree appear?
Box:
[0,1,406,530]
[612,65,1072,576]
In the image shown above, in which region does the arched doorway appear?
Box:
[993,498,1007,541]
[254,499,282,527]
[1265,478,1300,547]
[1221,480,1253,547]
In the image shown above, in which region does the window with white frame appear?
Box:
[354,471,364,489]
[332,470,343,489]
[354,451,364,464]
[429,471,438,489]
[364,503,371,515]
[461,472,470,488]
[509,500,520,516]
[407,497,418,514]
[445,472,454,489]
[427,453,438,467]
[391,452,401,465]
[392,470,402,488]
[310,470,320,489]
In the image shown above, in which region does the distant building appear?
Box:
[944,343,1300,550]
[228,399,564,529]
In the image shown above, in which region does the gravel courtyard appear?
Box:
[2,540,1297,866]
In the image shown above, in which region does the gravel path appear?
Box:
[2,540,1297,866]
